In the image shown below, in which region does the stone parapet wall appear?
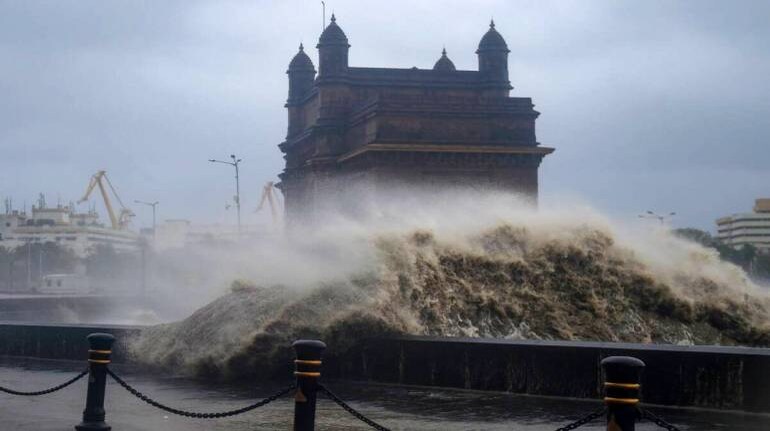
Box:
[328,336,770,413]
[0,322,142,363]
[2,324,769,412]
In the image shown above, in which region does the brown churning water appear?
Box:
[130,188,770,380]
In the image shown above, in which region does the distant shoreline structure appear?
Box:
[0,202,138,257]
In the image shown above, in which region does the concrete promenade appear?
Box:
[1,357,768,431]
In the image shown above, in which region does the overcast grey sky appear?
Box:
[1,0,768,231]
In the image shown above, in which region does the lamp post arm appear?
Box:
[209,159,235,167]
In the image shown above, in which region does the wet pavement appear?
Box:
[1,357,768,430]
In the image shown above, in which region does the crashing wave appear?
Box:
[131,204,770,380]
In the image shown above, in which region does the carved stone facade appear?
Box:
[279,17,553,223]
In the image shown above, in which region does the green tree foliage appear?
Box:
[0,247,14,291]
[83,243,142,291]
[672,228,719,248]
[0,242,78,291]
[673,228,770,281]
[84,244,120,279]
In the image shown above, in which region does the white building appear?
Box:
[0,205,139,257]
[716,199,770,252]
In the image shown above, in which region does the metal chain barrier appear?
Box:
[640,408,682,431]
[318,384,392,431]
[0,368,89,396]
[553,407,607,431]
[107,368,295,419]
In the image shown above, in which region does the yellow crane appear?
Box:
[256,181,282,225]
[78,170,135,230]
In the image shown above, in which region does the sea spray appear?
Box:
[130,190,770,380]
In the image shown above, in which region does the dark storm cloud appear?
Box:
[1,0,768,229]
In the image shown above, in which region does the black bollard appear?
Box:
[601,356,645,431]
[292,339,326,431]
[75,333,116,431]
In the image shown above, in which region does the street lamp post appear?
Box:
[638,210,676,226]
[134,200,159,239]
[209,154,243,234]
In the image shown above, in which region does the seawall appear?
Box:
[0,322,142,363]
[1,323,769,412]
[329,336,770,413]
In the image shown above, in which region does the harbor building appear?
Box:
[0,205,139,258]
[716,199,770,252]
[278,17,553,224]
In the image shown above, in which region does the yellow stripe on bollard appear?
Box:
[294,371,321,378]
[604,382,640,389]
[604,397,640,405]
[294,360,322,366]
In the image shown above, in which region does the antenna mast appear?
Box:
[321,1,326,29]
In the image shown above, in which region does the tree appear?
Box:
[672,228,718,248]
[0,246,13,291]
[84,244,142,293]
[0,242,78,291]
[673,228,770,282]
